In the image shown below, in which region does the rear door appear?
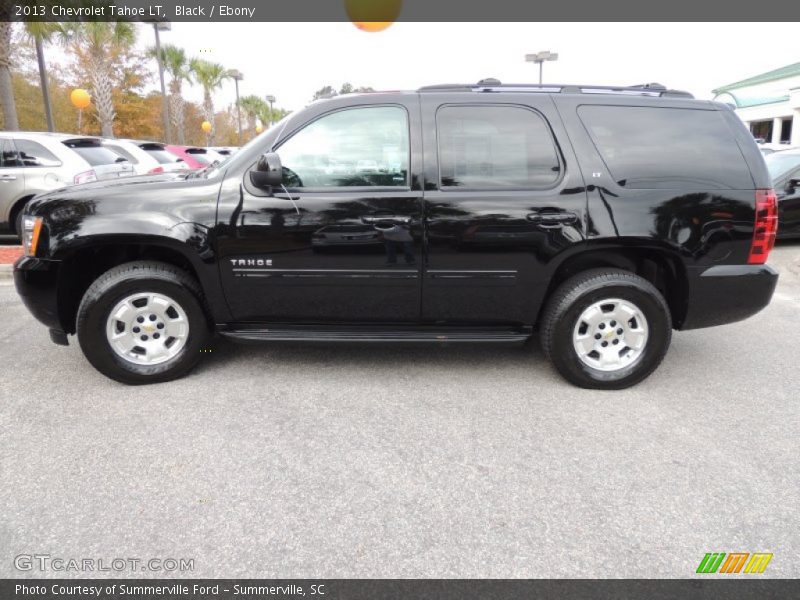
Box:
[0,138,26,227]
[419,93,587,325]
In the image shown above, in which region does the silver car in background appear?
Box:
[0,132,134,236]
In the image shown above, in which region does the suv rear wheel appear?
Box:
[540,269,672,389]
[76,261,211,384]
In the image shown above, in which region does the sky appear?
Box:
[117,22,800,112]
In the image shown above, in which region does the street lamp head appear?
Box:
[154,20,171,31]
[228,69,244,81]
[265,95,276,103]
[525,50,558,63]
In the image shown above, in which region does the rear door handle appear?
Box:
[526,212,578,226]
[362,215,413,225]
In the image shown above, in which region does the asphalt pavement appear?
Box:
[0,243,798,578]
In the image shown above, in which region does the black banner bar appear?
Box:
[2,0,800,22]
[2,579,800,600]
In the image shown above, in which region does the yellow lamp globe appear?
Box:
[201,121,212,133]
[70,89,91,109]
[255,124,264,134]
[346,0,402,32]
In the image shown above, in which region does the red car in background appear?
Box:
[164,145,225,170]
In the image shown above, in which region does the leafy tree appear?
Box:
[312,85,337,101]
[239,95,265,133]
[189,58,228,144]
[149,44,193,144]
[63,21,137,137]
[313,83,374,102]
[0,22,18,130]
[24,22,64,132]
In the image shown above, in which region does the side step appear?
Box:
[219,325,532,344]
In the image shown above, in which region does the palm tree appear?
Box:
[189,58,228,144]
[0,22,19,130]
[25,22,64,132]
[149,44,192,144]
[238,95,265,135]
[63,22,136,137]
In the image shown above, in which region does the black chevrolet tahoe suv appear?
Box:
[14,81,780,389]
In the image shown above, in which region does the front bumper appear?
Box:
[680,264,779,330]
[14,256,66,341]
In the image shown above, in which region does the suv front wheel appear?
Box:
[76,261,211,385]
[540,269,672,390]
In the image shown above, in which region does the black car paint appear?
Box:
[15,91,778,341]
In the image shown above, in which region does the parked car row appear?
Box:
[0,132,239,236]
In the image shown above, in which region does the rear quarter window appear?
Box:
[578,105,752,190]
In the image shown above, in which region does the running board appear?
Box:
[219,325,532,344]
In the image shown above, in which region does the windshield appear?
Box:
[765,152,800,180]
[234,113,295,158]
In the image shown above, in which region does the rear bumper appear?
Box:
[680,264,779,330]
[14,256,66,339]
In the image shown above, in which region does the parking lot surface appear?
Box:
[1,243,798,578]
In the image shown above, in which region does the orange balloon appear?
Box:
[201,121,212,133]
[353,22,394,32]
[345,0,402,31]
[70,88,91,109]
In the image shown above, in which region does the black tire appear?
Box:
[539,269,672,390]
[76,261,212,385]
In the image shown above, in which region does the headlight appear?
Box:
[22,216,43,257]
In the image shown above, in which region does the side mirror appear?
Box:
[249,152,283,190]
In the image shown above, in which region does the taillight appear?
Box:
[148,166,164,174]
[748,188,778,265]
[73,169,97,185]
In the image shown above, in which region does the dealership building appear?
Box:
[713,62,800,146]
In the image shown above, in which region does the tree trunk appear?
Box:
[35,35,55,132]
[90,57,115,137]
[204,90,214,145]
[170,93,186,145]
[0,22,19,131]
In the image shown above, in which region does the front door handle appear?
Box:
[0,174,17,181]
[526,212,578,226]
[362,215,413,225]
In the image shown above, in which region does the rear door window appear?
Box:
[578,105,752,189]
[14,139,62,167]
[0,139,21,168]
[436,105,561,189]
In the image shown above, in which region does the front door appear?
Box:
[419,96,587,325]
[217,102,424,323]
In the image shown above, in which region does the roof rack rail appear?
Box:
[418,80,694,99]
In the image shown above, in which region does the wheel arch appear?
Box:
[538,241,688,329]
[54,236,230,334]
[9,194,37,234]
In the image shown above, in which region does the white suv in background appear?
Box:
[0,133,134,236]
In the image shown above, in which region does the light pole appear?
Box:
[265,95,275,126]
[229,69,244,146]
[152,21,172,143]
[525,51,559,85]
